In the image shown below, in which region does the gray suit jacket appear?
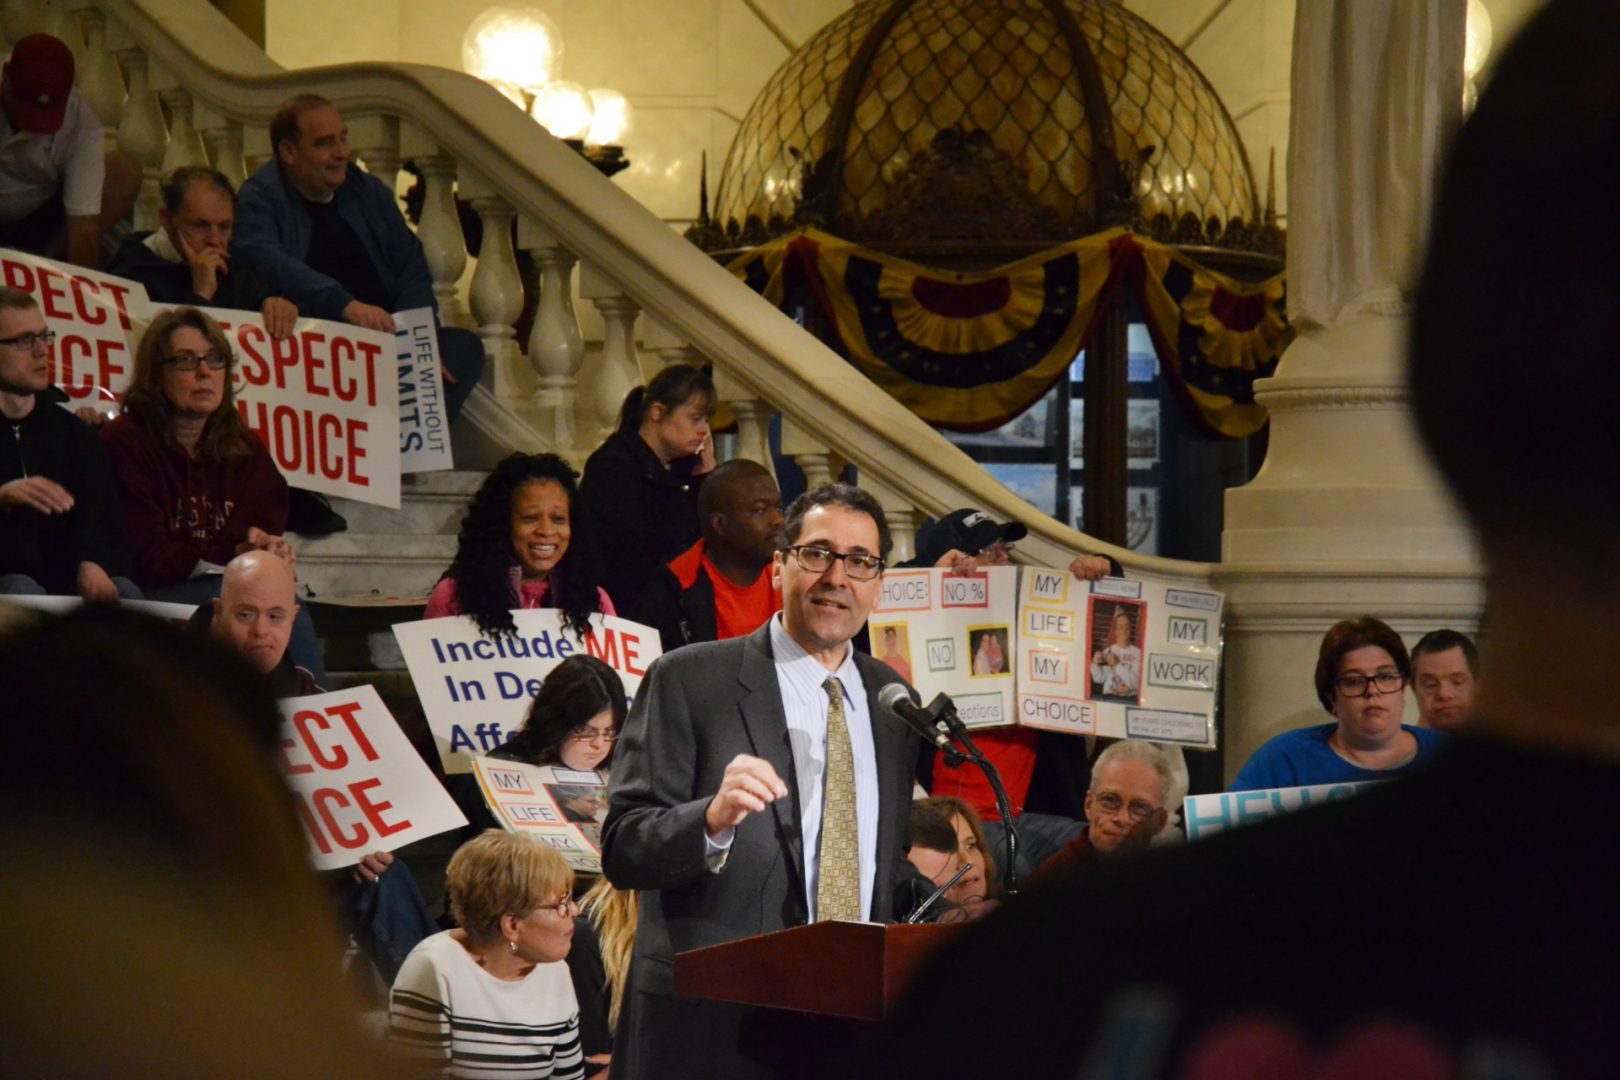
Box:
[602,619,918,994]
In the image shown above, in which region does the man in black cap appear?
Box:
[0,34,139,268]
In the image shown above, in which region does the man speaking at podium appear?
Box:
[603,482,919,1079]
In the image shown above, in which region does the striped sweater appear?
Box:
[389,931,584,1079]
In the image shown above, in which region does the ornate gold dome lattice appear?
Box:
[704,0,1276,264]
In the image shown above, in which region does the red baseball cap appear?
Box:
[4,34,75,135]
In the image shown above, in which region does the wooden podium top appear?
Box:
[672,920,961,1022]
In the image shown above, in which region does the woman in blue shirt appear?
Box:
[1231,616,1448,791]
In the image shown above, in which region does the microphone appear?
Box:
[878,683,954,752]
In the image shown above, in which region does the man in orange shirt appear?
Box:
[629,458,783,652]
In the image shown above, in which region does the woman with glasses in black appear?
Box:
[1230,615,1449,792]
[102,306,324,680]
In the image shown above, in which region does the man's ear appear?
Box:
[211,596,223,617]
[274,140,296,168]
[157,207,173,233]
[770,550,784,589]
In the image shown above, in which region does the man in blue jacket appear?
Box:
[235,94,482,420]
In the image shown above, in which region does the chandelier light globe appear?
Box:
[585,88,633,146]
[462,5,564,93]
[531,81,595,141]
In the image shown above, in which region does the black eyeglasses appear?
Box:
[0,330,56,351]
[164,351,230,372]
[1335,672,1407,698]
[1092,792,1162,822]
[565,726,617,744]
[781,544,885,581]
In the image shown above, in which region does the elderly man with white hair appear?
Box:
[1029,739,1181,883]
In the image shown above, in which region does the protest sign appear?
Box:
[276,684,467,870]
[392,609,662,774]
[0,248,148,406]
[160,304,402,508]
[1015,569,1222,745]
[393,307,453,473]
[470,758,607,873]
[1183,780,1377,842]
[869,566,1019,729]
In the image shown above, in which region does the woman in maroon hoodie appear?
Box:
[102,306,324,681]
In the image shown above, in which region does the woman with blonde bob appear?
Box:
[390,831,585,1079]
[101,305,324,680]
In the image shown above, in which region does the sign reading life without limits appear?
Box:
[870,566,1223,747]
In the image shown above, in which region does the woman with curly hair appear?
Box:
[101,306,324,681]
[426,452,612,639]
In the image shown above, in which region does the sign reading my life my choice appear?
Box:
[278,684,468,871]
[393,609,662,774]
[869,566,1019,729]
[1015,570,1223,746]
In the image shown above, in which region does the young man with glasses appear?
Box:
[603,482,920,1079]
[0,286,137,601]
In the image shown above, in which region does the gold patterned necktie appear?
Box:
[816,676,862,922]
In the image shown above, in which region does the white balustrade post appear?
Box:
[412,155,470,330]
[348,115,402,201]
[76,9,126,129]
[712,368,775,480]
[199,119,246,187]
[113,49,167,231]
[781,415,836,488]
[467,195,525,391]
[520,218,583,450]
[642,315,704,376]
[859,475,922,565]
[579,264,642,444]
[158,88,208,175]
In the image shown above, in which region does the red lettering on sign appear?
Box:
[346,418,368,486]
[350,777,411,838]
[2,258,35,292]
[355,340,381,407]
[332,336,357,402]
[68,276,105,325]
[293,708,348,770]
[326,700,379,762]
[313,788,368,849]
[237,324,269,386]
[302,331,330,397]
[36,266,70,319]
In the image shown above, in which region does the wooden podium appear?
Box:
[672,920,960,1022]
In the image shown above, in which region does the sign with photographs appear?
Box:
[1013,570,1223,746]
[870,566,1019,730]
[469,757,608,874]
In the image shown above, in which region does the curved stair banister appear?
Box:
[62,0,1211,584]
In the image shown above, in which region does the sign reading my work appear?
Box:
[471,758,608,874]
[277,684,467,870]
[392,610,662,774]
[1014,570,1223,746]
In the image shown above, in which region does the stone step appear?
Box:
[297,469,486,537]
[295,532,456,598]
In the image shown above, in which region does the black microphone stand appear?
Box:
[931,696,1020,896]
